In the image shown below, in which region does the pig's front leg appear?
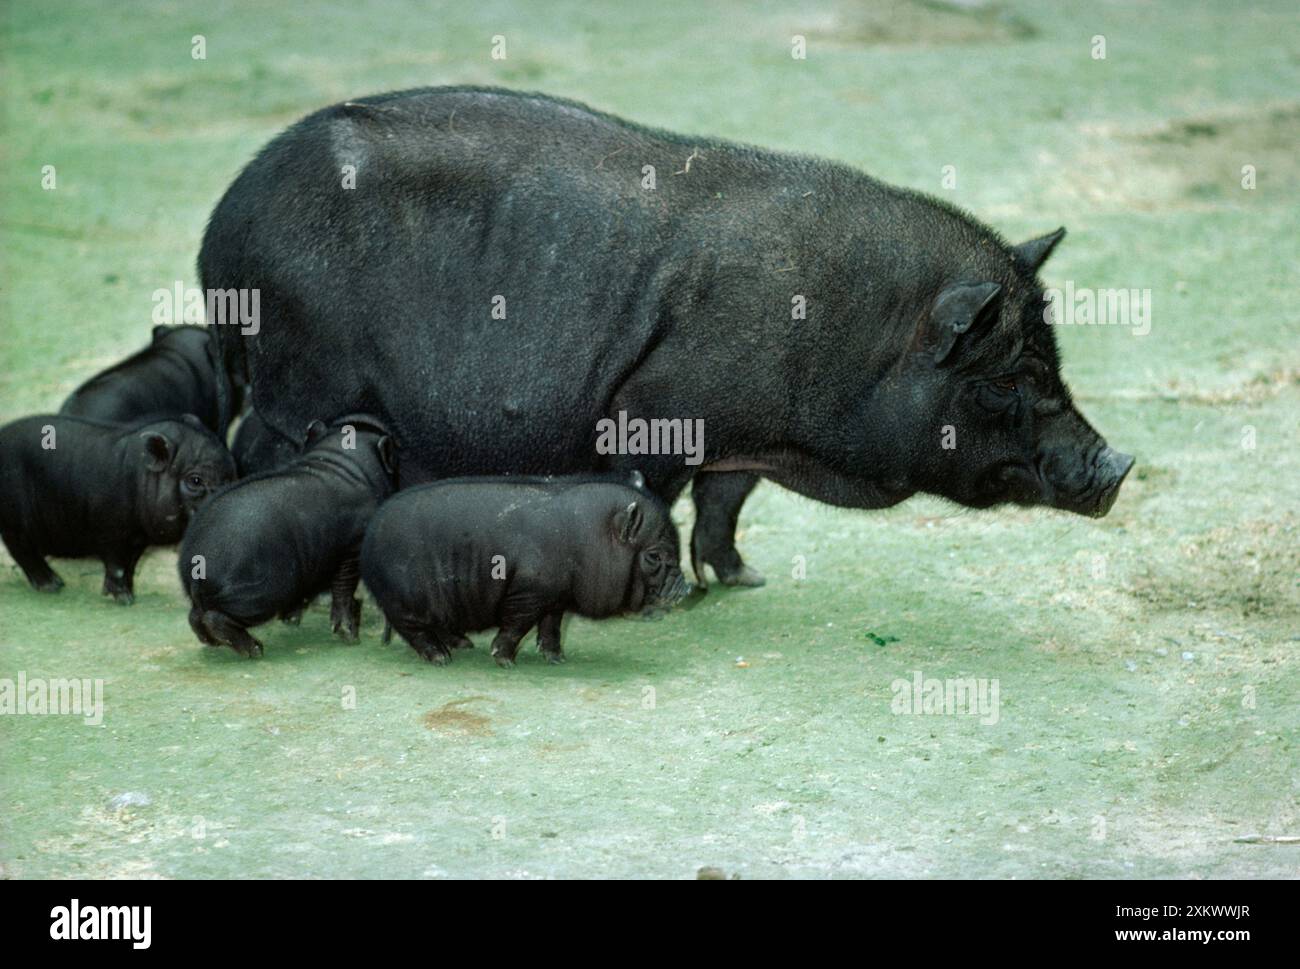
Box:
[690,471,766,589]
[101,546,144,605]
[537,610,565,664]
[490,593,545,669]
[329,556,362,641]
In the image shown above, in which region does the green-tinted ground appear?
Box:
[1,0,1296,878]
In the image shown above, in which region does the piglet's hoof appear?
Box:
[280,610,303,626]
[492,651,516,669]
[331,598,361,642]
[543,652,566,665]
[103,581,134,605]
[33,575,65,594]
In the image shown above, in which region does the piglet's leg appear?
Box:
[537,610,566,664]
[329,556,362,641]
[490,594,544,668]
[101,546,144,606]
[3,530,64,593]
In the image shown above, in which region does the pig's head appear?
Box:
[136,414,238,542]
[302,415,400,496]
[611,495,691,611]
[845,227,1133,518]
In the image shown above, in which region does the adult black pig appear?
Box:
[201,87,1133,592]
[179,416,398,657]
[361,477,690,667]
[61,324,237,435]
[0,414,236,603]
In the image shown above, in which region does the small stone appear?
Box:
[108,792,150,811]
[1181,651,1195,662]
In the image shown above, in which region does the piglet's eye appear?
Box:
[992,378,1018,394]
[186,475,205,489]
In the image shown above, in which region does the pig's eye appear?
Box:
[643,550,662,568]
[183,474,206,492]
[976,379,1020,415]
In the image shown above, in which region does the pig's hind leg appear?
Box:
[390,617,460,666]
[329,557,363,641]
[191,608,265,658]
[2,530,64,593]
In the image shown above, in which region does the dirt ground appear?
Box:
[1,0,1296,878]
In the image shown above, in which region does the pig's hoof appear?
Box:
[281,610,303,626]
[492,650,516,669]
[33,575,65,594]
[543,651,565,665]
[415,646,451,665]
[331,598,362,641]
[718,564,766,588]
[451,635,474,650]
[108,588,135,606]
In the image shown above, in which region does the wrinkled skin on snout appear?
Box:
[360,478,691,668]
[0,413,236,604]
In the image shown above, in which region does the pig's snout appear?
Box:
[643,573,693,617]
[1089,447,1135,517]
[1043,443,1134,517]
[663,573,694,604]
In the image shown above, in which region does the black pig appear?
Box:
[179,417,398,657]
[0,414,236,603]
[201,87,1133,603]
[361,478,690,667]
[61,324,237,435]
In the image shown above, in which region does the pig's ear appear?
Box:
[151,324,172,343]
[180,413,206,432]
[931,281,1002,365]
[614,501,644,544]
[628,470,646,491]
[302,420,329,447]
[1012,227,1066,273]
[376,436,399,477]
[139,432,173,472]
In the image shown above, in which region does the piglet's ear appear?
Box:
[931,281,1002,365]
[376,436,399,478]
[139,432,173,472]
[614,501,643,545]
[302,420,329,448]
[627,470,647,491]
[152,325,172,343]
[180,413,206,432]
